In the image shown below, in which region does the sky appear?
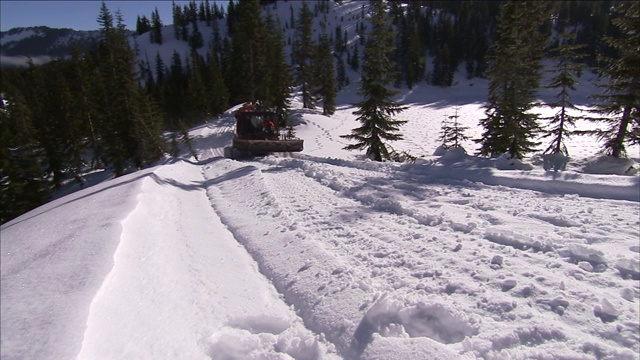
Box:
[0,0,226,32]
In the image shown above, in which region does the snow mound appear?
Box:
[614,258,640,280]
[437,146,470,165]
[205,322,324,360]
[495,154,534,170]
[353,293,479,346]
[581,155,638,175]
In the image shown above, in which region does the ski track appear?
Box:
[236,155,640,358]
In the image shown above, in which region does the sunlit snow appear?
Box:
[2,1,639,359]
[2,76,639,359]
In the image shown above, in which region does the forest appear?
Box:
[0,0,638,223]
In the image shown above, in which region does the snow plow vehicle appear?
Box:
[224,103,303,158]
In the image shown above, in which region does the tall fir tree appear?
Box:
[541,32,586,157]
[264,12,293,116]
[585,1,640,158]
[476,1,549,159]
[204,44,229,116]
[292,1,316,109]
[227,0,268,105]
[94,3,165,175]
[0,83,50,223]
[341,0,407,162]
[150,7,163,45]
[314,28,336,116]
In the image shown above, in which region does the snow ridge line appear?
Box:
[200,158,462,359]
[281,154,639,202]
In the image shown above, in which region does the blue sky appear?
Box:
[0,1,227,32]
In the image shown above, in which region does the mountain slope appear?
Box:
[2,92,638,359]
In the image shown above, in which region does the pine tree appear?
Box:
[541,32,586,157]
[292,1,316,109]
[264,12,292,116]
[227,0,268,105]
[0,83,50,223]
[476,1,549,159]
[439,106,470,149]
[584,1,640,158]
[204,45,229,116]
[151,7,163,44]
[136,15,151,35]
[341,0,407,162]
[189,19,204,50]
[165,50,188,127]
[94,4,165,175]
[187,51,209,121]
[314,27,336,116]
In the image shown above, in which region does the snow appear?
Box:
[2,77,639,359]
[2,1,640,358]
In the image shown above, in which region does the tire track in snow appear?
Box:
[251,155,640,355]
[201,158,463,359]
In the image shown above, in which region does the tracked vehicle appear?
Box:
[224,103,303,158]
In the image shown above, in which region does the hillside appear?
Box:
[2,79,640,359]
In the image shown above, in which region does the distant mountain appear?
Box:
[0,26,103,66]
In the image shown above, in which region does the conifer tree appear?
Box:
[151,7,163,44]
[187,51,209,121]
[204,46,229,116]
[136,15,151,35]
[189,19,204,50]
[341,0,407,162]
[228,0,268,105]
[541,32,586,157]
[584,1,640,158]
[314,28,336,116]
[0,84,50,223]
[476,1,548,159]
[165,50,188,126]
[438,106,470,149]
[172,1,184,40]
[292,1,316,109]
[94,3,165,175]
[264,12,292,116]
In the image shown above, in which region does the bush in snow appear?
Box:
[541,152,570,172]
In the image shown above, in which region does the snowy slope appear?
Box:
[2,78,639,359]
[2,1,640,358]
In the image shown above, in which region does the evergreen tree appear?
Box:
[350,44,359,71]
[314,29,336,116]
[264,12,292,116]
[165,50,188,127]
[541,32,586,157]
[172,1,184,40]
[94,3,165,175]
[227,0,268,105]
[438,106,470,149]
[136,15,151,35]
[0,84,50,223]
[341,0,407,162]
[151,7,163,44]
[585,1,640,158]
[189,19,204,50]
[476,1,549,159]
[204,45,229,116]
[187,51,209,121]
[292,1,316,108]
